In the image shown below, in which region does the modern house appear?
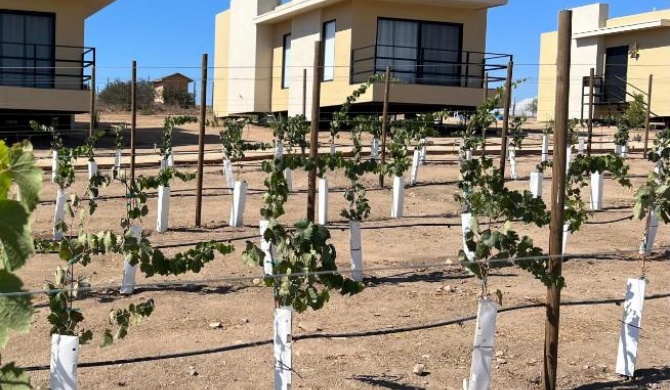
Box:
[537,3,670,123]
[153,73,194,104]
[213,0,511,120]
[0,1,114,130]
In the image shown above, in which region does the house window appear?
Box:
[375,18,462,86]
[281,33,291,89]
[322,20,336,82]
[0,10,55,88]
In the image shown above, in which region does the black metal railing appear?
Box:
[580,74,660,120]
[350,44,511,88]
[0,42,95,90]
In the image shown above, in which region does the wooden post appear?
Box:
[544,10,571,390]
[307,42,322,223]
[195,53,208,227]
[130,61,137,185]
[586,68,594,157]
[481,72,489,158]
[89,65,96,137]
[379,66,391,188]
[302,68,308,117]
[499,61,513,178]
[643,74,654,157]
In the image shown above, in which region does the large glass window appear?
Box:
[322,20,336,82]
[281,33,291,89]
[376,18,462,86]
[0,10,55,88]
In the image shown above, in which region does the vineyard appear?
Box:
[2,13,670,389]
[1,89,669,389]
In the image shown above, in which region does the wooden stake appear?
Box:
[307,41,322,223]
[195,53,208,227]
[481,72,489,158]
[130,61,137,185]
[499,61,514,178]
[643,74,654,157]
[543,10,571,390]
[379,66,391,188]
[89,64,96,137]
[587,68,594,157]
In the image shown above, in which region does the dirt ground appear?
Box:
[5,114,670,389]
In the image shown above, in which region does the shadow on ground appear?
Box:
[572,367,670,389]
[349,374,427,390]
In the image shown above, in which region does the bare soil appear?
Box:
[5,114,670,389]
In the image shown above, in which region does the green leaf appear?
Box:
[100,329,114,348]
[79,329,93,345]
[0,270,33,348]
[0,200,33,271]
[0,141,42,212]
[0,363,31,389]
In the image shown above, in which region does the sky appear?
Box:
[85,0,670,105]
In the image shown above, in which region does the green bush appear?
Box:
[161,85,195,108]
[98,79,154,111]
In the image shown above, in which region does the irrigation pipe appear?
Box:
[11,246,670,299]
[22,292,670,372]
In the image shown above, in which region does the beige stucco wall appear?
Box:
[537,32,558,123]
[270,1,356,115]
[268,0,491,113]
[271,20,293,113]
[0,86,89,112]
[604,29,670,117]
[213,10,230,116]
[0,0,112,112]
[606,9,670,27]
[538,6,670,121]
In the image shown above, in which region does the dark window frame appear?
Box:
[281,33,291,90]
[321,19,336,82]
[0,8,56,88]
[375,17,464,86]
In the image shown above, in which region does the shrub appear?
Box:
[98,79,154,111]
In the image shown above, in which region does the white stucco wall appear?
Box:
[226,0,276,114]
[287,10,323,120]
[569,3,608,119]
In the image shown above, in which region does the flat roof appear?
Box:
[255,0,507,25]
[574,19,670,39]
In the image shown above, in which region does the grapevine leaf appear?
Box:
[0,363,31,389]
[0,270,33,348]
[0,200,33,271]
[100,329,114,348]
[0,141,42,212]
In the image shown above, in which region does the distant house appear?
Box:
[213,0,511,120]
[153,73,194,104]
[537,3,670,122]
[0,1,115,130]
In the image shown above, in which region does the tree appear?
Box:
[525,98,538,118]
[161,85,195,108]
[625,93,646,129]
[98,79,155,110]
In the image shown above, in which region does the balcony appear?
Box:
[351,44,511,88]
[0,43,95,113]
[0,42,95,90]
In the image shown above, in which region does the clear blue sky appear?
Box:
[85,0,669,105]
